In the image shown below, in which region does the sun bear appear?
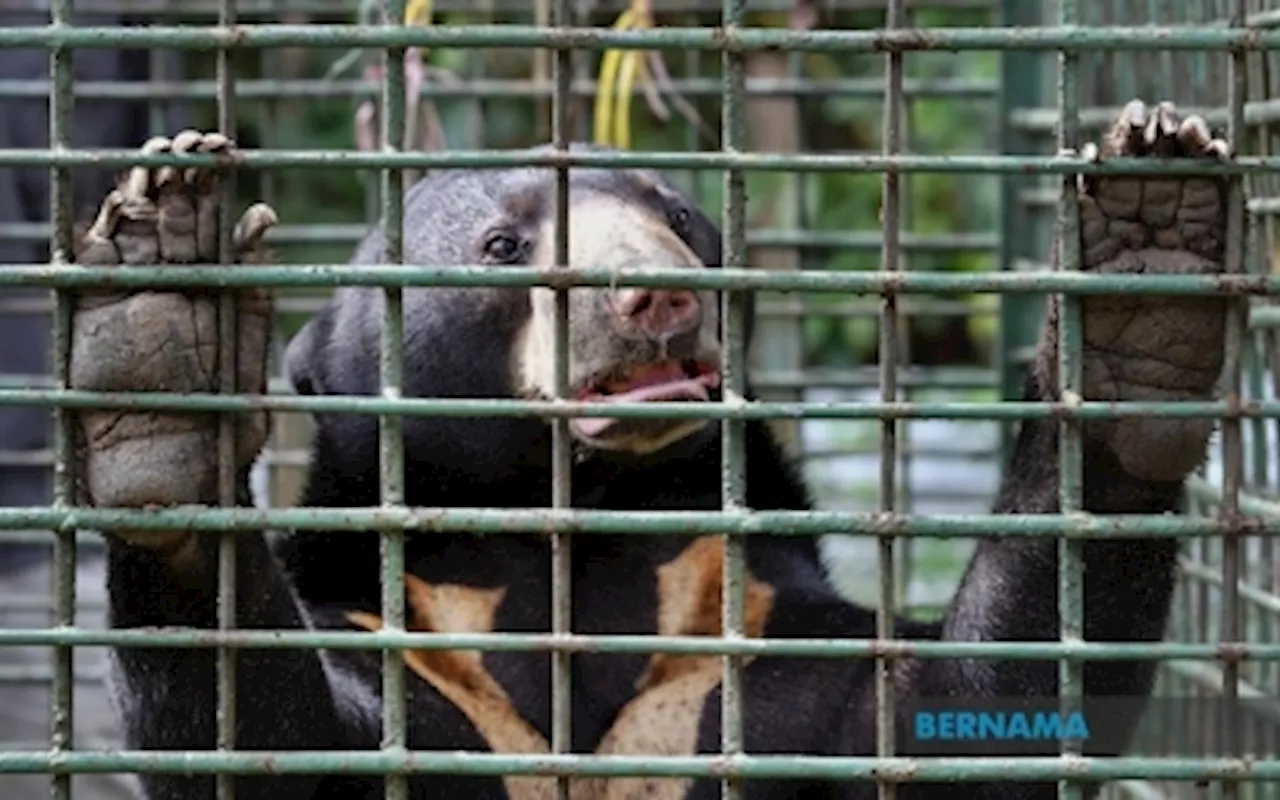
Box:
[67,99,1230,800]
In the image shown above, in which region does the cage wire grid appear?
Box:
[0,1,1275,800]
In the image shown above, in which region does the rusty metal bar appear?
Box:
[2,264,1279,294]
[720,0,748,793]
[214,2,242,799]
[0,75,1002,101]
[550,0,574,793]
[6,24,1280,53]
[4,625,1280,660]
[0,505,1276,538]
[877,4,904,800]
[0,751,1277,781]
[377,6,409,800]
[2,390,1278,423]
[46,1,76,798]
[5,147,1280,173]
[1219,3,1250,800]
[1053,1,1084,799]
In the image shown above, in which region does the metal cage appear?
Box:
[0,1,1278,799]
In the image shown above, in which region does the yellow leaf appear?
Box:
[592,7,639,147]
[613,51,641,150]
[594,50,624,146]
[405,0,433,26]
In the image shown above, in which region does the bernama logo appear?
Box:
[913,710,1092,741]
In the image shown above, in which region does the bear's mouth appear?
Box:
[570,359,721,444]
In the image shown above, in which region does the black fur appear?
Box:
[101,154,1191,800]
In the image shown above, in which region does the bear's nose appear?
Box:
[611,288,701,340]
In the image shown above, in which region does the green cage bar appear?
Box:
[377,6,410,800]
[1221,7,1248,800]
[719,0,748,795]
[215,3,241,800]
[0,3,1278,799]
[7,24,1280,51]
[550,0,573,794]
[47,3,74,800]
[1054,6,1084,800]
[877,4,903,800]
[1,750,1279,781]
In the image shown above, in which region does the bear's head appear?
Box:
[285,148,748,492]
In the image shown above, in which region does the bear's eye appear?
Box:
[667,206,690,236]
[483,232,523,264]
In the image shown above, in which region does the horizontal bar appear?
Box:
[0,295,996,320]
[0,368,998,394]
[0,628,1268,660]
[1032,193,1280,221]
[1240,197,1280,214]
[0,752,1275,781]
[1026,190,1280,214]
[1179,561,1280,615]
[2,25,1280,54]
[1,389,1275,422]
[1160,662,1275,708]
[0,530,103,546]
[0,507,1275,537]
[0,631,1244,662]
[31,0,1002,14]
[0,222,997,253]
[0,149,1272,174]
[0,666,107,684]
[1185,477,1280,520]
[1010,99,1280,133]
[755,299,996,317]
[753,369,996,390]
[807,448,995,463]
[1246,306,1280,327]
[1,266,1276,294]
[0,441,998,467]
[0,593,106,611]
[0,77,999,102]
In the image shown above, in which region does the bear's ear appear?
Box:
[284,314,324,397]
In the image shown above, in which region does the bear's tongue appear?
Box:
[572,361,717,440]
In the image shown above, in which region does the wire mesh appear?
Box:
[0,2,1275,800]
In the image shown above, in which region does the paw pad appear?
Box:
[69,131,277,523]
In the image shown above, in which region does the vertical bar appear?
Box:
[1220,3,1248,798]
[1245,333,1269,695]
[258,35,282,512]
[1055,0,1084,799]
[215,0,240,798]
[892,4,921,605]
[573,0,592,143]
[684,24,701,199]
[550,0,573,795]
[1155,0,1176,96]
[1262,13,1280,700]
[1194,530,1210,746]
[877,4,904,800]
[472,0,492,148]
[720,0,748,795]
[533,0,551,144]
[379,4,408,800]
[1242,12,1270,655]
[257,49,279,212]
[360,0,381,228]
[146,0,172,137]
[788,48,811,495]
[996,0,1044,467]
[48,1,76,799]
